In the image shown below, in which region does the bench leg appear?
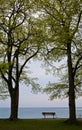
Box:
[44,115,46,119]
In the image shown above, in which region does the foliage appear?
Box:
[44,82,68,100]
[0,78,9,99]
[0,0,43,94]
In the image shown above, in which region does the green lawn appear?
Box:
[0,119,82,130]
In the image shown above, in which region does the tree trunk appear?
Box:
[68,77,76,123]
[67,42,76,124]
[9,87,19,120]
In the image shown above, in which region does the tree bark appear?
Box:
[9,87,19,120]
[67,42,76,124]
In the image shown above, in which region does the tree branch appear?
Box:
[72,11,82,38]
[19,47,40,77]
[73,55,82,76]
[0,69,8,84]
[47,46,67,55]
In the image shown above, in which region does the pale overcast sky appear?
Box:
[0,61,82,108]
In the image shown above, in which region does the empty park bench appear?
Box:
[42,112,56,119]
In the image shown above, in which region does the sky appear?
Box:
[0,61,82,108]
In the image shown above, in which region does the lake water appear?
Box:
[0,107,82,119]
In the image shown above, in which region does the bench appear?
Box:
[42,112,56,119]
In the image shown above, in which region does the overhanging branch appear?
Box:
[19,47,40,77]
[73,54,82,76]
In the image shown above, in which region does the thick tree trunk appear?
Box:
[9,87,19,120]
[9,53,19,121]
[67,43,76,124]
[68,77,76,123]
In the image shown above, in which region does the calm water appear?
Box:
[0,107,82,119]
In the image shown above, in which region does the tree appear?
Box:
[0,0,42,120]
[37,0,82,124]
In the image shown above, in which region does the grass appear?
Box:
[0,119,82,130]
